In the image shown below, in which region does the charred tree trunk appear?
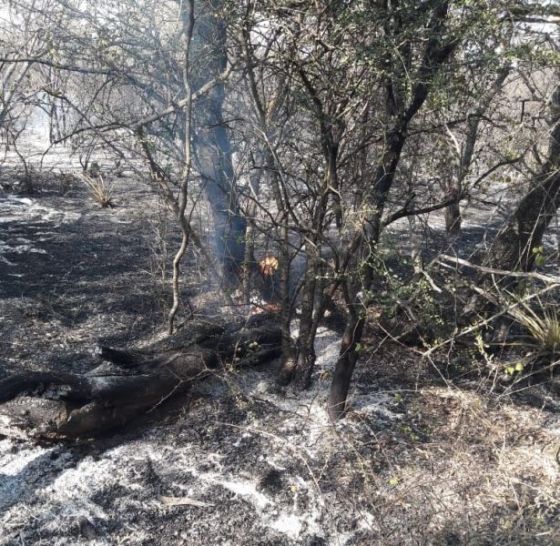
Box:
[277,58,345,389]
[483,79,560,277]
[328,308,365,420]
[0,316,281,440]
[195,2,245,284]
[292,246,320,389]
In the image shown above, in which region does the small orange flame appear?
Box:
[258,255,279,277]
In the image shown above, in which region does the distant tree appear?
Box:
[0,2,46,191]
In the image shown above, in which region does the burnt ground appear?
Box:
[0,183,160,367]
[0,173,560,545]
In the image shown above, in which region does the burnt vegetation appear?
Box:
[1,0,560,544]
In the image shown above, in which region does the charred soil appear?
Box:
[0,176,559,545]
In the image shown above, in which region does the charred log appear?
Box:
[0,315,281,440]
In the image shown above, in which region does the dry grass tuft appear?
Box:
[81,173,115,208]
[510,301,560,355]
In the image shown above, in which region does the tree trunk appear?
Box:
[327,1,457,419]
[445,193,462,237]
[483,79,560,276]
[194,2,245,284]
[328,312,365,420]
[445,67,510,238]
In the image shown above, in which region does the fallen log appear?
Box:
[0,314,281,440]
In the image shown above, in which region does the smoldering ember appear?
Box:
[1,1,560,545]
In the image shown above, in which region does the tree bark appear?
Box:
[195,1,245,284]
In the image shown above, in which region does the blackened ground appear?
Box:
[0,178,189,377]
[0,175,559,545]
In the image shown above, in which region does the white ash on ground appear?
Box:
[0,326,398,546]
[1,324,559,545]
[1,176,559,545]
